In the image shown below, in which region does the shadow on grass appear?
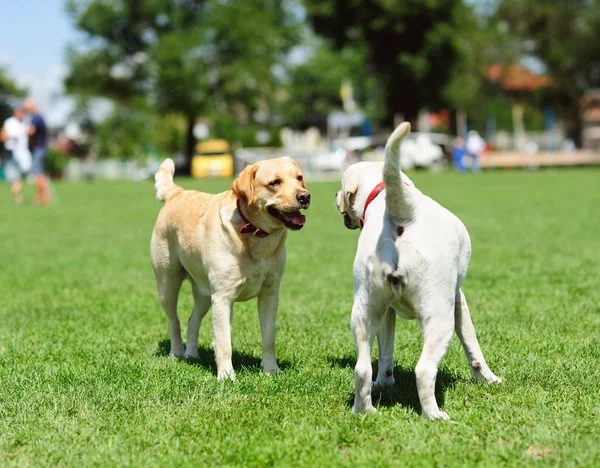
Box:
[329,355,460,415]
[155,339,291,375]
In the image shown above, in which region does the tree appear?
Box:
[0,67,25,124]
[65,0,299,167]
[302,0,479,126]
[497,0,600,144]
[278,36,382,131]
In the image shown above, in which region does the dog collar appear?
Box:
[360,182,386,228]
[236,198,270,237]
[359,181,409,236]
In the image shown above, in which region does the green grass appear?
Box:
[1,169,599,466]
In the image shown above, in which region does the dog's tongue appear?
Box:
[283,210,306,226]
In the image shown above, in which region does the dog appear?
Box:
[336,123,501,420]
[151,157,310,380]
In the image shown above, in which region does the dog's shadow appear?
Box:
[155,339,290,375]
[329,355,459,415]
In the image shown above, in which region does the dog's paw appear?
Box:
[217,368,236,382]
[473,368,502,384]
[261,363,282,374]
[373,376,395,388]
[184,348,199,359]
[352,404,377,415]
[169,344,185,357]
[422,409,450,421]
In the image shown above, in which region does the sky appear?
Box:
[0,0,111,126]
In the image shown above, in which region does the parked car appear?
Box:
[192,139,234,178]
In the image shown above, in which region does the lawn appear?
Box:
[1,168,599,466]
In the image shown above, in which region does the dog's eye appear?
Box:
[297,175,303,181]
[269,179,281,187]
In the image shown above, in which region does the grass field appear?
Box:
[1,169,599,466]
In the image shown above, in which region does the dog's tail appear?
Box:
[155,158,183,202]
[383,122,414,224]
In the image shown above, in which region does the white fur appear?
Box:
[336,123,501,420]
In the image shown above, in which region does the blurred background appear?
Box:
[2,0,600,181]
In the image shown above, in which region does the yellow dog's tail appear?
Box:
[155,158,183,202]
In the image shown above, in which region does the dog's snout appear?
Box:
[296,191,311,206]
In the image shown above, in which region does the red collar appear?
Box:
[360,182,385,228]
[359,181,408,236]
[236,198,270,237]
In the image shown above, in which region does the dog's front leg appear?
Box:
[351,294,384,414]
[212,295,235,381]
[257,288,280,374]
[374,307,396,387]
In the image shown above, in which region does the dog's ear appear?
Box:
[232,163,259,204]
[340,182,357,213]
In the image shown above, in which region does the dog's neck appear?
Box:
[234,197,284,237]
[353,175,384,221]
[359,182,385,228]
[236,197,270,237]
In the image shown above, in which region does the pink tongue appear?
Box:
[283,211,306,225]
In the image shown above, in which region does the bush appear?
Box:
[46,149,70,178]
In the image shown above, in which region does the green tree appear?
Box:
[0,67,25,124]
[497,0,600,143]
[65,0,299,166]
[302,0,479,126]
[279,36,383,131]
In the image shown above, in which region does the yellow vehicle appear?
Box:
[191,139,234,178]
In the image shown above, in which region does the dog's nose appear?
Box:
[296,191,310,205]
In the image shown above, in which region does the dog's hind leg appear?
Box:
[415,306,455,420]
[351,291,388,414]
[454,290,502,384]
[374,307,396,387]
[155,272,185,357]
[184,283,211,359]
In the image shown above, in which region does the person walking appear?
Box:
[465,130,486,172]
[1,107,32,205]
[452,136,466,172]
[23,98,51,204]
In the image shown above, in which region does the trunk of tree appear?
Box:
[512,103,526,152]
[565,106,582,148]
[184,115,196,175]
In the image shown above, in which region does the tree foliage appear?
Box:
[65,0,300,162]
[497,0,600,141]
[0,67,26,124]
[301,0,478,125]
[278,37,383,131]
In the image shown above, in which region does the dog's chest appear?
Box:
[234,259,277,302]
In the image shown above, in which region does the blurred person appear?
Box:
[23,98,50,204]
[561,138,576,152]
[1,108,32,205]
[465,130,485,172]
[452,136,466,172]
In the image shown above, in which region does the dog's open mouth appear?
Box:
[343,212,352,228]
[268,206,306,230]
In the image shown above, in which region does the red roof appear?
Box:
[484,64,551,92]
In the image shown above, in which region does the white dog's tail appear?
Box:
[155,158,183,202]
[383,122,414,224]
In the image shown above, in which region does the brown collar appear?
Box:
[236,198,270,237]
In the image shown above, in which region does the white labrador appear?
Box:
[336,123,501,420]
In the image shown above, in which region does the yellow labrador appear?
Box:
[151,157,310,380]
